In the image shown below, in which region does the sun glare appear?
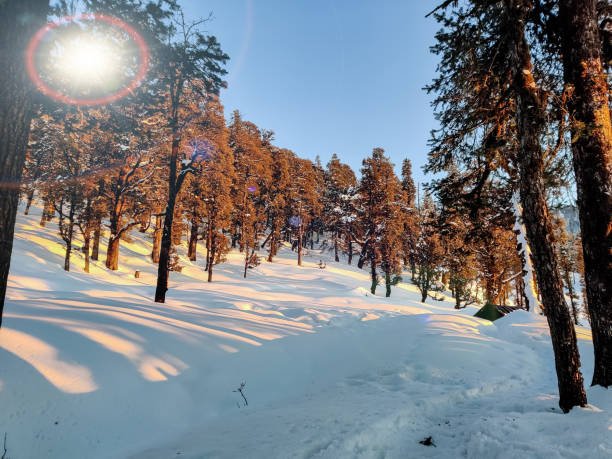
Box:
[54,37,120,85]
[26,14,150,105]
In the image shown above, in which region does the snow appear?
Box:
[0,204,609,459]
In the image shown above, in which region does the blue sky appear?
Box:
[181,0,439,185]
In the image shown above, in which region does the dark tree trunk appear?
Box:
[83,234,91,273]
[297,223,303,266]
[244,247,254,279]
[155,136,181,303]
[151,214,162,263]
[91,216,101,261]
[207,233,215,283]
[187,219,198,261]
[0,0,49,326]
[267,230,277,262]
[334,231,339,262]
[357,239,369,269]
[105,205,121,271]
[63,194,76,272]
[385,269,391,297]
[559,0,612,388]
[507,0,587,412]
[39,196,54,226]
[24,189,34,215]
[370,248,377,295]
[347,236,353,265]
[106,236,120,271]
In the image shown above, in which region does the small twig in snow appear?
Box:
[233,381,248,407]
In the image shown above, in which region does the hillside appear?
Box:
[0,205,609,459]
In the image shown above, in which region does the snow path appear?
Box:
[0,206,609,459]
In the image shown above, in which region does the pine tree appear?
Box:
[357,148,404,295]
[265,147,291,263]
[229,111,272,277]
[286,157,321,266]
[413,193,444,303]
[427,0,587,411]
[0,0,49,326]
[400,159,418,279]
[558,0,612,388]
[198,97,234,282]
[323,154,357,262]
[153,9,229,302]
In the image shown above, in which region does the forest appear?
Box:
[0,0,610,458]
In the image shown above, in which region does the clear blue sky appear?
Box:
[181,0,439,185]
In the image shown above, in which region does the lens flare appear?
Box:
[26,14,149,106]
[187,138,215,161]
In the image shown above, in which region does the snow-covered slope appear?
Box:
[0,205,609,459]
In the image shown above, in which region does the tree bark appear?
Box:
[370,247,377,295]
[507,0,587,412]
[559,0,612,388]
[106,236,120,271]
[297,222,303,266]
[207,233,216,283]
[334,231,339,262]
[91,216,101,261]
[187,219,198,261]
[151,214,162,263]
[105,204,121,271]
[24,189,34,215]
[83,233,91,273]
[0,0,49,326]
[155,136,181,303]
[385,269,391,297]
[62,194,76,272]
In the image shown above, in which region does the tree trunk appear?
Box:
[83,234,90,273]
[244,247,254,279]
[187,219,198,261]
[91,216,101,261]
[559,0,612,388]
[564,269,579,325]
[155,136,180,303]
[370,247,377,294]
[207,235,215,283]
[106,236,120,271]
[385,269,391,297]
[513,193,540,313]
[334,231,339,262]
[63,195,76,272]
[348,237,353,265]
[151,214,162,263]
[267,231,277,262]
[0,1,49,326]
[39,196,54,226]
[105,206,121,270]
[507,0,587,412]
[297,223,303,266]
[24,189,34,215]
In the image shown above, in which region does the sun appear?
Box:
[26,14,150,105]
[53,35,121,86]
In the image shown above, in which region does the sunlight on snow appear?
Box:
[510,321,592,342]
[8,275,52,292]
[0,328,97,393]
[423,314,496,342]
[64,327,187,382]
